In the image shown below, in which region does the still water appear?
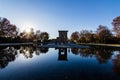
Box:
[0,45,120,80]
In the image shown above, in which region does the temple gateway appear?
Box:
[57,30,68,44]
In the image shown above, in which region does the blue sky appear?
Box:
[0,0,120,38]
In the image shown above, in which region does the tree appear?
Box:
[79,30,93,43]
[0,17,18,37]
[96,25,113,43]
[70,31,79,43]
[35,30,41,40]
[40,32,49,42]
[20,28,35,41]
[112,16,120,38]
[93,33,99,43]
[28,28,34,39]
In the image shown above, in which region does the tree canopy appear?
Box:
[96,25,112,43]
[0,17,18,37]
[112,16,120,38]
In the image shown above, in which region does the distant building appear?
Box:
[57,30,68,44]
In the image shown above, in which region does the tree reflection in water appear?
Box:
[71,48,79,55]
[71,46,120,77]
[94,47,113,64]
[0,45,119,73]
[19,46,49,58]
[0,46,49,69]
[112,53,120,77]
[79,48,93,57]
[71,46,114,64]
[19,46,34,58]
[0,47,18,69]
[34,48,49,56]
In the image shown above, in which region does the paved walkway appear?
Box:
[0,43,33,46]
[38,43,89,48]
[79,43,120,48]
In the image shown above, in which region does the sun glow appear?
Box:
[25,28,31,33]
[21,21,36,33]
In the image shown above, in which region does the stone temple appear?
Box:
[57,30,68,44]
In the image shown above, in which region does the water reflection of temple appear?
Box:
[58,48,67,61]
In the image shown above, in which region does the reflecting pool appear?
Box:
[0,45,120,80]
